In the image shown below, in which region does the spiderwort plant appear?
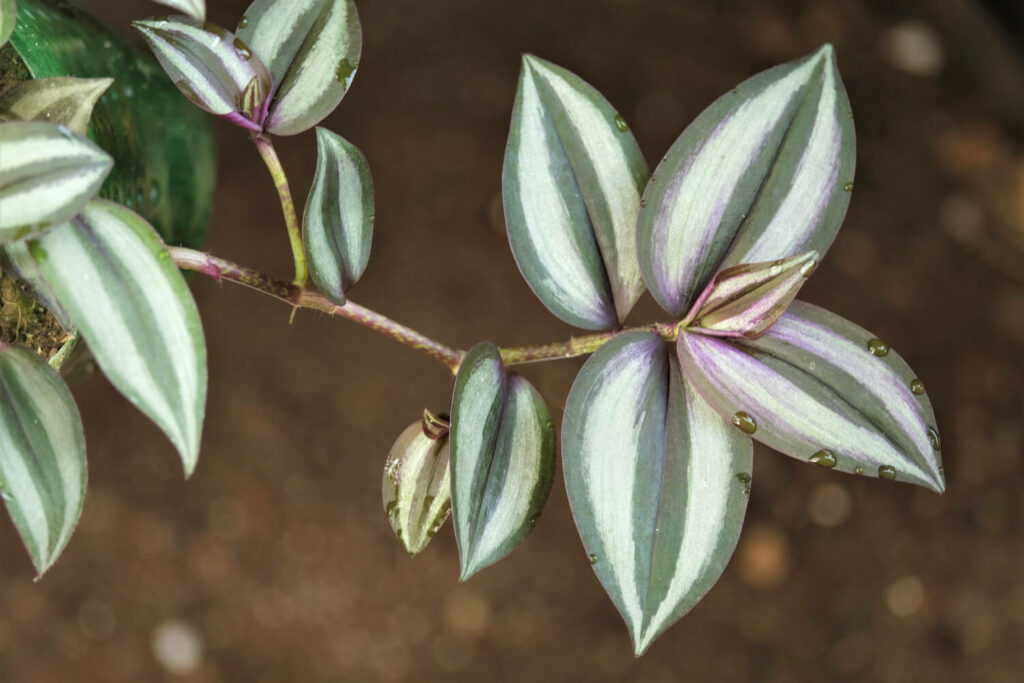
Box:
[0,0,943,655]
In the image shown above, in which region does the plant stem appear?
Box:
[251,134,308,287]
[168,248,682,374]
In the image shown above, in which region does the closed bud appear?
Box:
[382,409,452,554]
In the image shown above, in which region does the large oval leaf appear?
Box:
[0,76,112,136]
[29,200,207,475]
[562,331,752,654]
[0,121,113,243]
[0,342,87,576]
[302,127,373,305]
[637,44,855,317]
[503,55,649,330]
[237,0,362,136]
[677,301,943,491]
[450,342,556,580]
[133,17,271,131]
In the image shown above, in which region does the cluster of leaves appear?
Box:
[0,0,944,655]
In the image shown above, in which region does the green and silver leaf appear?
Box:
[562,331,753,655]
[29,200,207,475]
[302,127,374,305]
[0,76,113,135]
[237,0,362,136]
[151,0,205,22]
[0,342,87,576]
[0,121,113,244]
[450,342,556,580]
[0,0,14,49]
[503,55,649,330]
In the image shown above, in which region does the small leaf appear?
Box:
[450,342,556,580]
[685,250,818,339]
[637,45,855,317]
[302,127,374,305]
[151,0,205,22]
[677,301,943,492]
[562,331,752,655]
[503,55,649,330]
[0,0,14,49]
[0,121,113,244]
[0,76,113,136]
[133,17,271,132]
[382,410,452,555]
[29,200,207,475]
[237,0,362,136]
[0,342,87,576]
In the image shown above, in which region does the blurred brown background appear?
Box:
[2,0,1023,681]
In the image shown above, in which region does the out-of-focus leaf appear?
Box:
[0,342,86,576]
[562,331,752,655]
[503,55,649,330]
[450,342,556,580]
[133,17,270,132]
[302,127,373,305]
[685,250,818,339]
[677,301,943,491]
[29,199,207,475]
[0,76,113,135]
[637,44,855,317]
[0,121,112,244]
[151,0,205,22]
[0,241,70,328]
[0,0,14,48]
[237,0,362,136]
[382,409,452,555]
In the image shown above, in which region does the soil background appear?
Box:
[2,1,1024,681]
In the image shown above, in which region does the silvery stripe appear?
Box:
[0,77,114,136]
[0,344,87,575]
[382,421,451,554]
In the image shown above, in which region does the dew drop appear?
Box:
[843,182,854,192]
[910,379,925,395]
[735,472,752,495]
[878,465,897,480]
[927,427,941,450]
[853,466,865,475]
[588,553,598,565]
[157,251,170,261]
[238,15,249,29]
[640,199,647,208]
[732,411,757,434]
[233,38,252,60]
[809,449,837,468]
[613,114,628,132]
[867,338,890,357]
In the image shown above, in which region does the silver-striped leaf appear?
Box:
[151,0,205,22]
[677,301,943,491]
[0,76,113,136]
[0,342,87,576]
[637,44,855,317]
[450,342,556,580]
[562,331,752,655]
[0,121,113,243]
[0,0,14,49]
[503,55,649,330]
[133,17,271,132]
[29,200,207,475]
[382,410,452,555]
[302,127,373,305]
[237,0,362,136]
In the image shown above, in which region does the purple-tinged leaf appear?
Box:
[150,0,205,22]
[133,17,270,132]
[237,0,362,136]
[0,76,113,136]
[637,45,855,317]
[562,332,752,655]
[685,250,818,339]
[677,301,943,492]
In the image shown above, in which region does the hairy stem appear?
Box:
[251,134,308,287]
[168,248,681,374]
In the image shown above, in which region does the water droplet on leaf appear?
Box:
[910,379,925,395]
[588,553,598,565]
[732,411,757,434]
[843,182,854,192]
[735,472,752,495]
[238,15,249,29]
[613,114,628,132]
[640,199,647,208]
[854,466,865,475]
[878,465,897,480]
[927,427,941,450]
[809,449,837,468]
[867,338,890,357]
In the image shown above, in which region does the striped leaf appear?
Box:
[151,0,205,22]
[382,410,452,555]
[685,250,818,339]
[503,55,649,330]
[450,342,556,580]
[133,17,271,132]
[0,76,113,135]
[0,0,14,49]
[302,127,373,305]
[637,45,855,317]
[29,200,207,475]
[562,331,752,655]
[677,301,943,491]
[237,0,362,136]
[0,342,87,576]
[0,121,113,243]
